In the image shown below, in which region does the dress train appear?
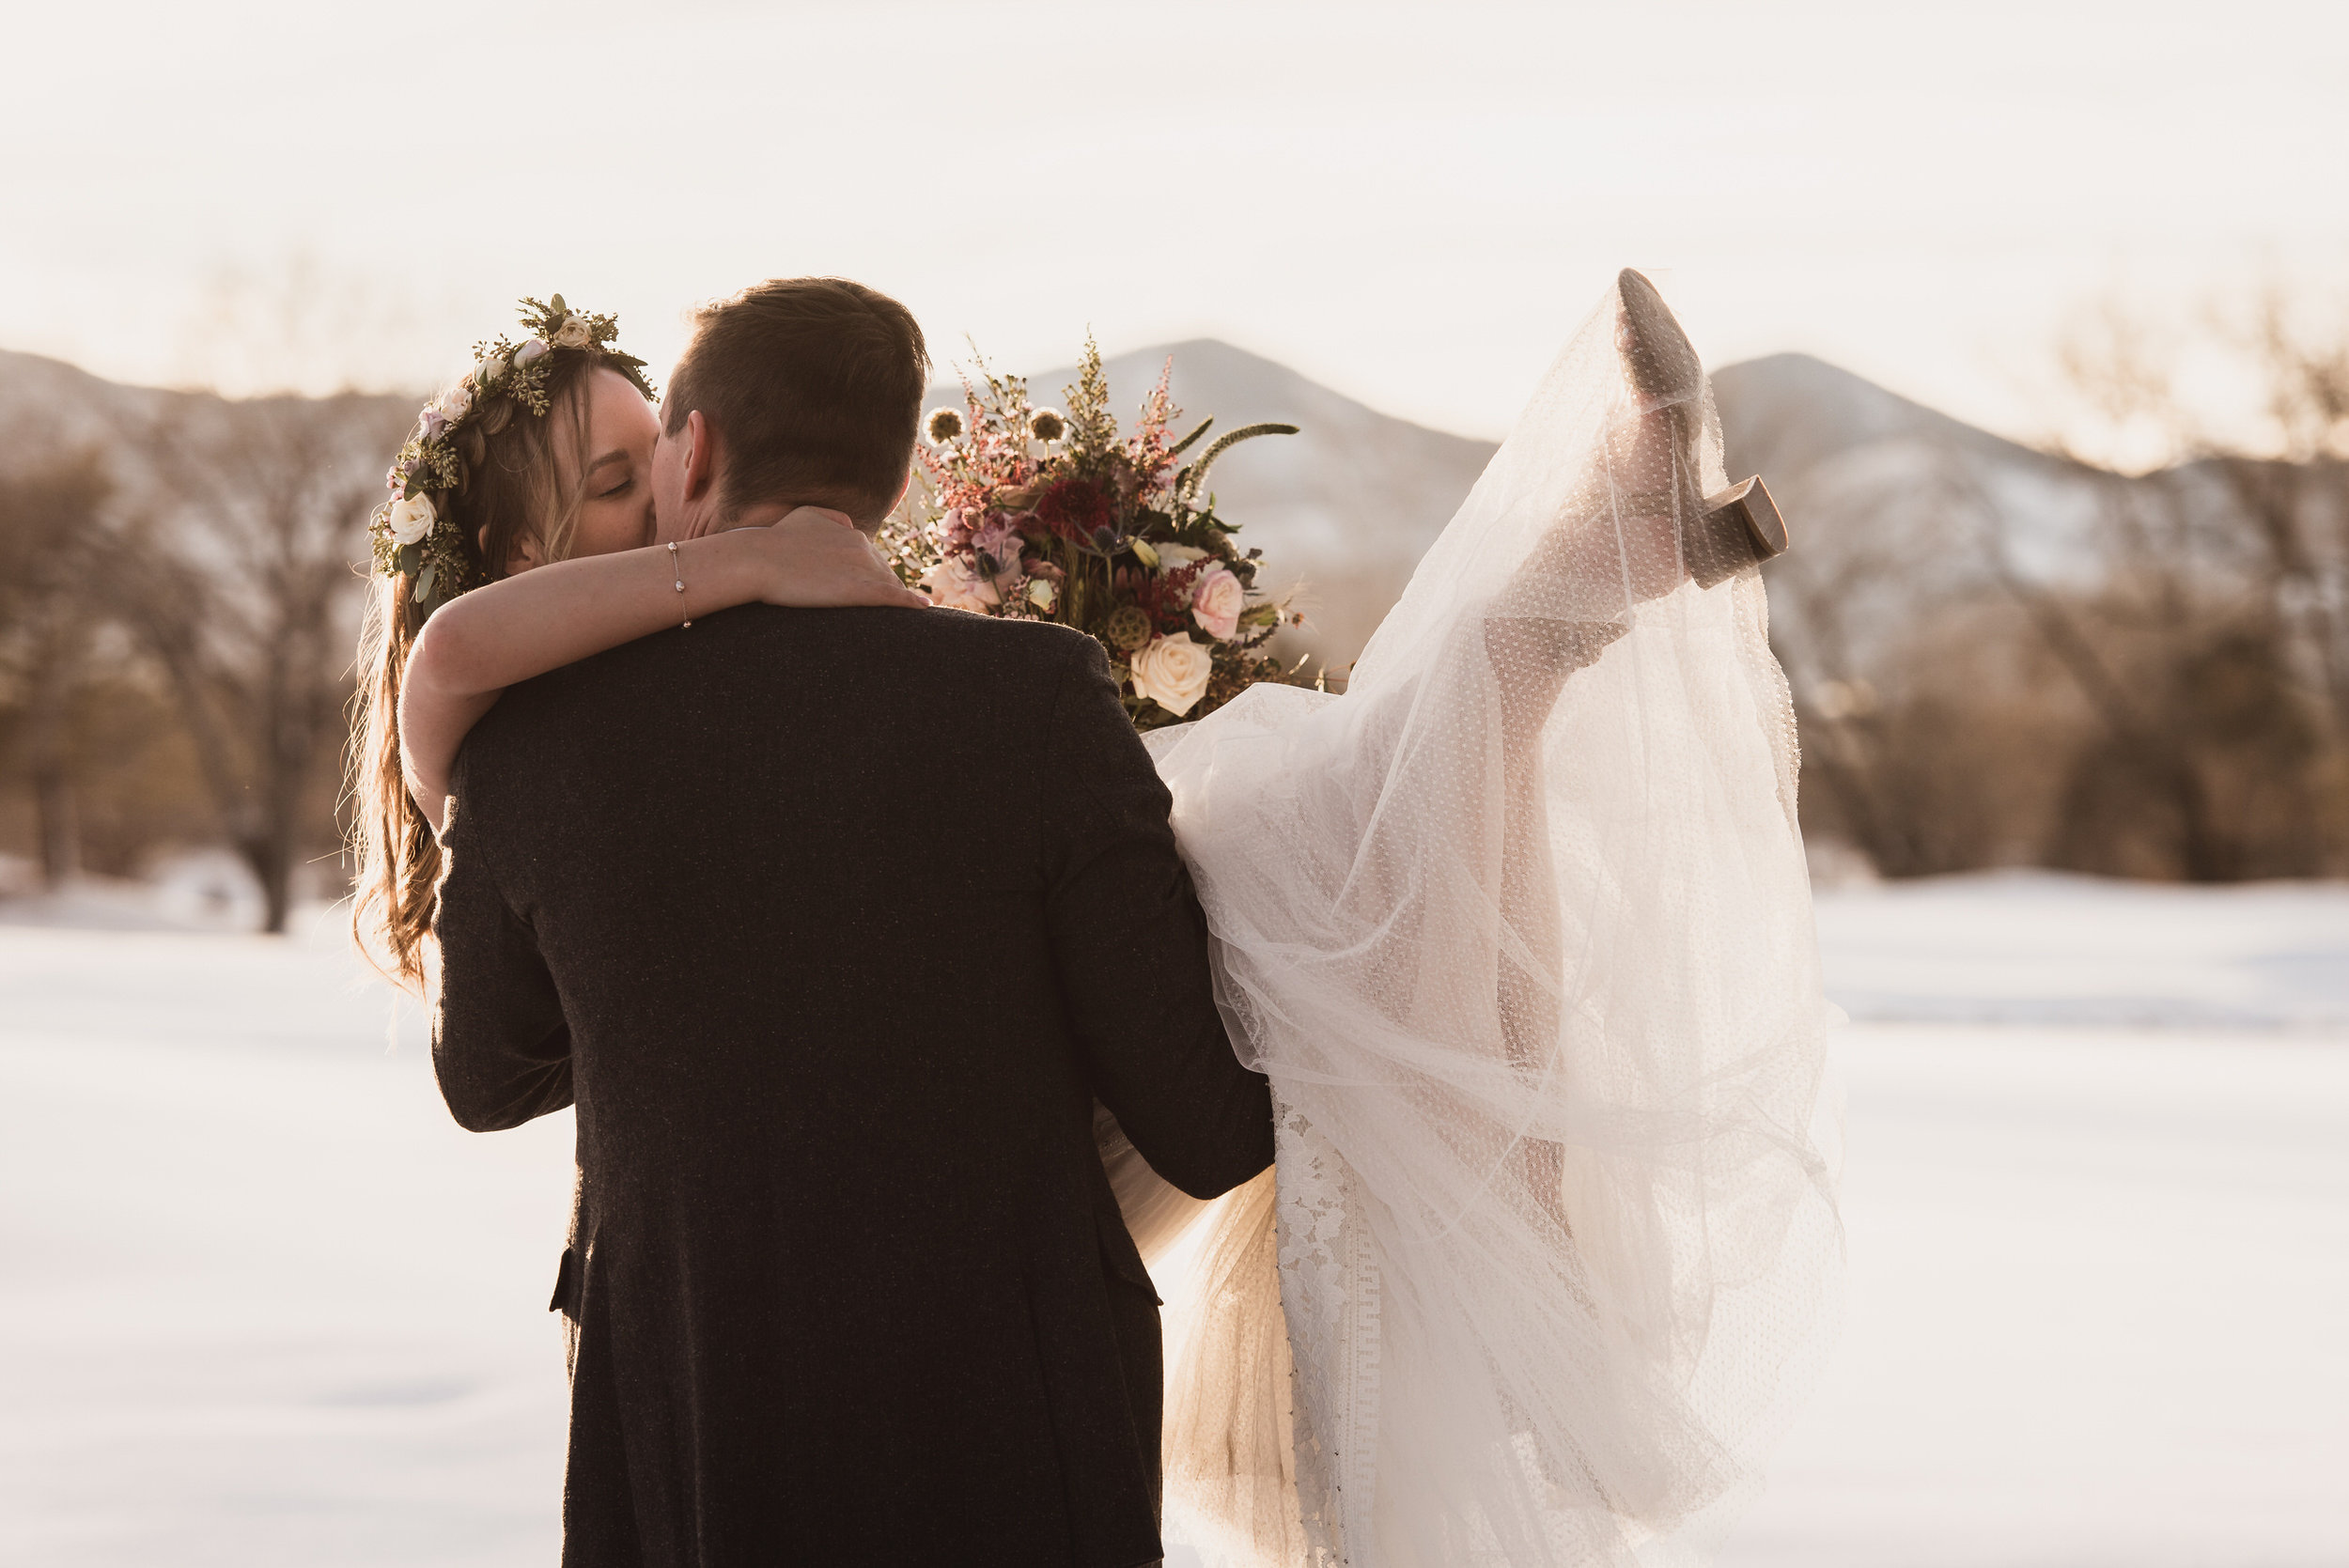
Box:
[1112,272,1843,1567]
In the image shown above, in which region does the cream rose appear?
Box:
[385,492,437,548]
[1129,632,1213,716]
[1190,566,1245,641]
[434,383,473,421]
[921,554,1000,613]
[552,315,593,349]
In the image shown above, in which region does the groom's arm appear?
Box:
[430,762,575,1132]
[1042,636,1273,1201]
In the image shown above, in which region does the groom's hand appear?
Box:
[755,507,930,610]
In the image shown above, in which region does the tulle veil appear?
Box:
[1108,274,1845,1567]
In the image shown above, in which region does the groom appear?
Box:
[430,277,1274,1567]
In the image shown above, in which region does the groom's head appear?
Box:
[652,277,928,540]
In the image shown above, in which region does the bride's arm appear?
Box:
[401,510,926,831]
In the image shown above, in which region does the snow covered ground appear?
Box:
[2,872,2344,1565]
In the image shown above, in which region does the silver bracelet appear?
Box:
[666,540,692,629]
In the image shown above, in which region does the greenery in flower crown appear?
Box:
[366,294,655,622]
[879,335,1306,729]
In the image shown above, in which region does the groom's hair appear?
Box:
[665,277,928,528]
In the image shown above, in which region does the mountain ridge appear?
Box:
[0,337,2112,669]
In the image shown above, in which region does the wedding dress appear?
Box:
[1108,273,1843,1567]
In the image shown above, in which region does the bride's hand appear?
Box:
[754,506,929,610]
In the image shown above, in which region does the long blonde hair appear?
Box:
[348,353,603,989]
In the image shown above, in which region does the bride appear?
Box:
[355,275,1839,1567]
[1129,273,1839,1568]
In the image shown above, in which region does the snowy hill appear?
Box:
[1709,352,2112,694]
[0,338,2155,684]
[942,343,2136,675]
[0,347,186,461]
[0,346,412,509]
[1713,351,2061,480]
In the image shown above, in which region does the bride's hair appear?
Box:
[348,350,604,990]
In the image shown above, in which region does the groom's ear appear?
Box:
[680,409,718,505]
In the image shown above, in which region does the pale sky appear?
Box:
[6,0,2344,447]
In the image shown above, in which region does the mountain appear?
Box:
[937,343,2130,675]
[0,348,186,455]
[0,347,412,511]
[0,337,2119,683]
[1712,352,2059,479]
[1709,353,2117,692]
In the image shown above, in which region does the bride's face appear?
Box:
[561,367,662,559]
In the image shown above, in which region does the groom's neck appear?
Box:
[721,497,872,536]
[722,500,800,531]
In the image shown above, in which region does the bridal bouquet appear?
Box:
[881,339,1303,729]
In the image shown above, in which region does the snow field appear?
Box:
[1,875,2344,1565]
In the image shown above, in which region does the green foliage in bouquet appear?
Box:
[880,337,1304,728]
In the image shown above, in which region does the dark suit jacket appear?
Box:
[430,604,1274,1568]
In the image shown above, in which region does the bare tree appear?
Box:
[2205,292,2349,736]
[1999,288,2349,879]
[1756,286,2349,883]
[101,391,405,930]
[0,448,114,886]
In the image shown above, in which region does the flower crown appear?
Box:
[368,294,656,620]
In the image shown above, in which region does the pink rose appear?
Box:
[920,554,1000,613]
[1190,565,1244,641]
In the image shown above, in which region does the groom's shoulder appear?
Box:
[887,605,1099,662]
[717,601,1101,680]
[475,606,1101,750]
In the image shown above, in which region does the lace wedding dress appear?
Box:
[1110,273,1843,1568]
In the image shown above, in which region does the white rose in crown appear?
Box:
[435,384,473,421]
[921,554,1001,613]
[1129,633,1213,716]
[1190,566,1245,641]
[552,315,593,350]
[478,350,510,383]
[385,492,438,548]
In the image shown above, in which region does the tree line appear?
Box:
[4,294,2347,932]
[1776,292,2349,881]
[0,383,408,930]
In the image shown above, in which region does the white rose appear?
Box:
[921,554,1000,613]
[1154,543,1207,570]
[477,350,510,384]
[1190,565,1245,641]
[1129,633,1213,716]
[434,383,473,420]
[385,492,438,547]
[552,315,593,349]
